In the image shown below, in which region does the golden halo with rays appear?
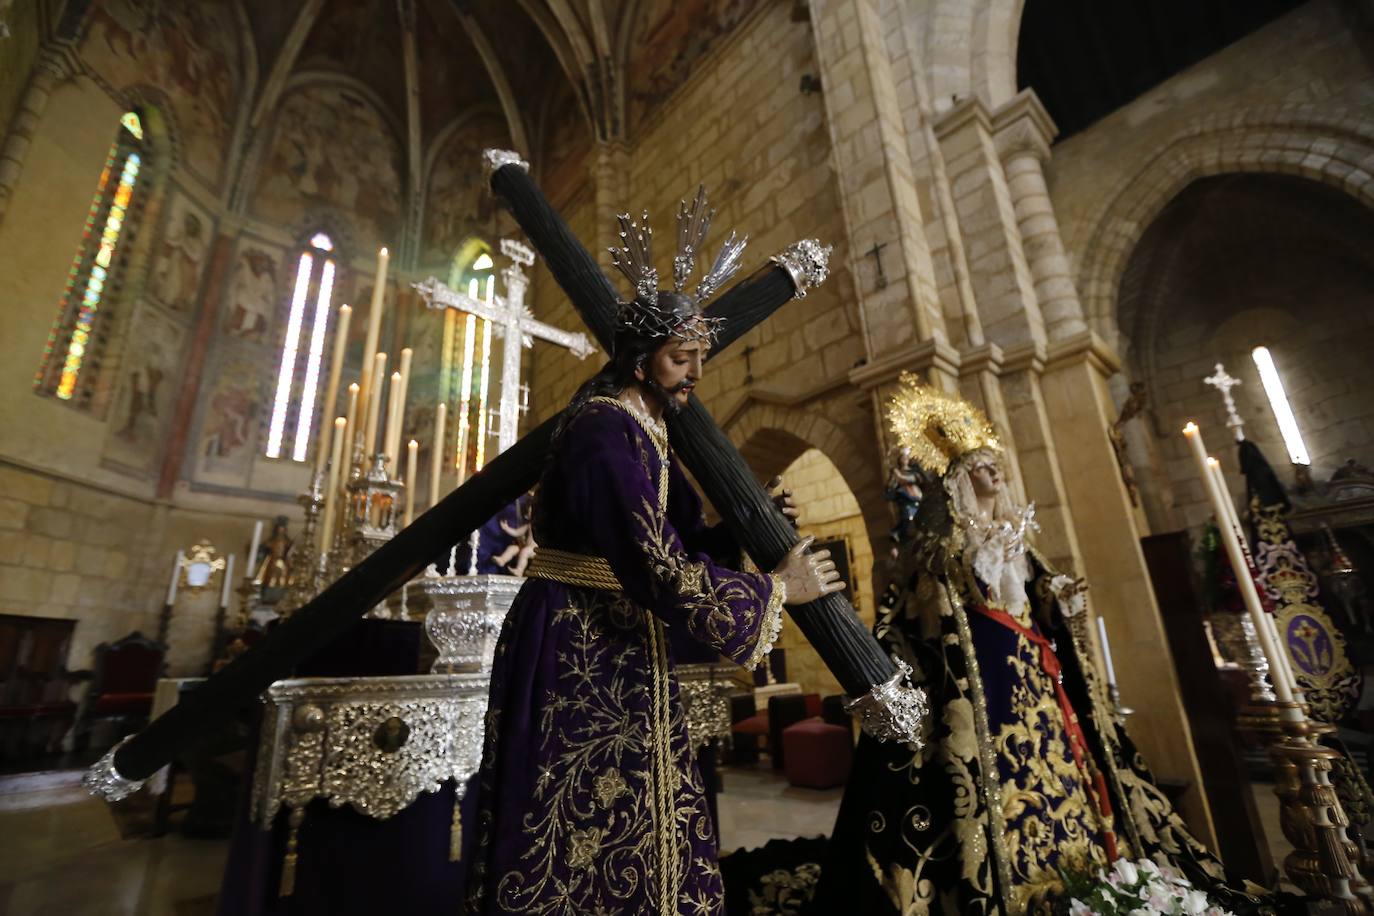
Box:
[886,372,1001,478]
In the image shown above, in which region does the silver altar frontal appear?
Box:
[250,671,491,828]
[249,573,524,893]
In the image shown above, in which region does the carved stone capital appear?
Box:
[992,89,1059,165]
[848,338,962,391]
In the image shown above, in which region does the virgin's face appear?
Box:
[641,337,708,408]
[967,457,1002,500]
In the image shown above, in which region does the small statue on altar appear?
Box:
[487,495,536,576]
[884,446,924,545]
[253,515,293,600]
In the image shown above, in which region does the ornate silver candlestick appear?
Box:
[279,471,326,618]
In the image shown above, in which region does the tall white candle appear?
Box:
[1183,422,1293,704]
[363,352,387,459]
[320,417,348,556]
[1208,457,1303,697]
[430,403,446,508]
[342,383,360,464]
[385,370,404,475]
[361,248,389,381]
[247,521,263,576]
[315,304,352,476]
[1096,615,1118,687]
[166,550,183,605]
[220,554,235,607]
[405,439,418,526]
[395,348,414,469]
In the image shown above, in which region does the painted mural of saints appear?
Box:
[201,364,260,465]
[151,208,208,312]
[227,247,277,341]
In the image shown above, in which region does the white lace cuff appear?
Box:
[742,575,786,671]
[1050,574,1088,618]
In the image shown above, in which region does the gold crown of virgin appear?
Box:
[886,373,1001,477]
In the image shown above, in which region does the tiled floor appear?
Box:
[0,765,1300,913]
[0,772,225,916]
[716,764,843,853]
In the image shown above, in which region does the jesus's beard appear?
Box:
[643,377,692,415]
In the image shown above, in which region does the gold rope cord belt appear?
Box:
[524,547,624,592]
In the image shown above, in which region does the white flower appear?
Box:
[1111,858,1140,886]
[1138,858,1162,877]
[1069,900,1098,916]
[1179,889,1210,915]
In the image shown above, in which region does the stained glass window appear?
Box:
[265,232,337,461]
[35,112,147,407]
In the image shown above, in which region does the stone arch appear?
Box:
[970,0,1024,109]
[923,0,1024,114]
[723,400,888,552]
[234,71,408,216]
[1075,106,1374,344]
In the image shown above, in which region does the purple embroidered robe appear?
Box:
[464,397,784,916]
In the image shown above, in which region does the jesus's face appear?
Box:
[638,337,708,410]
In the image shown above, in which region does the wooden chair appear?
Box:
[0,614,88,762]
[75,631,164,751]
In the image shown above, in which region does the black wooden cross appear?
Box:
[106,157,902,783]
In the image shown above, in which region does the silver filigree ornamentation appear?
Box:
[770,238,832,298]
[83,736,147,802]
[844,658,929,751]
[415,574,523,673]
[482,148,529,175]
[607,185,744,343]
[609,211,660,307]
[252,673,493,827]
[675,663,737,751]
[696,231,748,303]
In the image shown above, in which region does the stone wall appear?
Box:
[1119,174,1374,531]
[1049,0,1374,342]
[1045,0,1374,529]
[0,458,288,678]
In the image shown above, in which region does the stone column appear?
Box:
[934,98,1044,350]
[592,140,629,278]
[991,90,1088,342]
[157,231,237,497]
[989,93,1215,843]
[933,98,1079,564]
[0,48,74,229]
[808,0,951,379]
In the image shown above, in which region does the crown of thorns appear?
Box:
[608,185,747,343]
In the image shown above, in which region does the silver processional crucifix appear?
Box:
[413,238,598,456]
[1203,361,1246,442]
[414,240,598,575]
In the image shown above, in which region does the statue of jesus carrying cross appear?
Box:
[84,156,928,881]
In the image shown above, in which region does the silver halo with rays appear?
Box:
[607,185,747,344]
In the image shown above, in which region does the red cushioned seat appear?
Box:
[731,713,768,736]
[781,718,853,789]
[93,692,154,716]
